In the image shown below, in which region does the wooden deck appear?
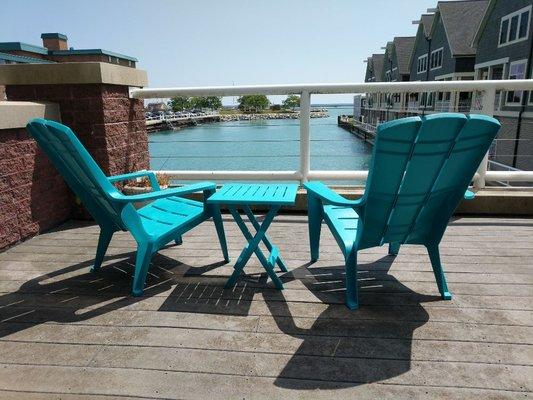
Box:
[0,215,531,399]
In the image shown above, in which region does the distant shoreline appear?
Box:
[220,110,328,121]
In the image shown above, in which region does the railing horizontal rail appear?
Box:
[132,80,533,187]
[131,79,533,98]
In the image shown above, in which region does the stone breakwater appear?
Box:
[220,111,328,121]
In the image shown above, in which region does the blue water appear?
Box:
[149,106,373,183]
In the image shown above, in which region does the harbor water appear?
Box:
[149,106,373,184]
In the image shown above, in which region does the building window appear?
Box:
[430,48,443,70]
[499,6,531,46]
[417,54,428,74]
[506,60,527,105]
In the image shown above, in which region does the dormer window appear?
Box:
[499,5,531,47]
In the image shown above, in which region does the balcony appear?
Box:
[0,76,532,398]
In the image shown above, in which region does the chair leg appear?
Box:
[307,193,323,262]
[388,242,400,256]
[345,250,359,310]
[212,205,229,262]
[427,244,451,300]
[91,227,114,272]
[174,235,182,246]
[132,242,154,297]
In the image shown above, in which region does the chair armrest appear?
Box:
[304,181,365,208]
[110,181,216,203]
[108,170,160,191]
[464,189,475,200]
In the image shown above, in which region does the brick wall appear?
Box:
[5,84,149,176]
[1,83,149,249]
[0,127,71,249]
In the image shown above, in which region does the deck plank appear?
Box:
[0,215,531,399]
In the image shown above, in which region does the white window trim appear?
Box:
[529,65,533,105]
[475,57,509,70]
[417,54,428,74]
[430,47,444,71]
[498,5,532,48]
[505,59,528,106]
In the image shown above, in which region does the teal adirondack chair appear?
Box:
[305,113,500,309]
[26,119,229,296]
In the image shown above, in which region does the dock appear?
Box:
[338,115,376,144]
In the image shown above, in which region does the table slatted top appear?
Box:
[207,184,298,206]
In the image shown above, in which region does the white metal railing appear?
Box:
[130,79,533,188]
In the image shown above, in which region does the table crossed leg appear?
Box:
[225,206,285,290]
[242,206,288,272]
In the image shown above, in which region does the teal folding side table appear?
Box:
[207,183,298,289]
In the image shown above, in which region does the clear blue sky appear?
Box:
[2,0,438,104]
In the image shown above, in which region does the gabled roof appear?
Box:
[472,0,497,46]
[371,54,385,82]
[393,36,416,75]
[421,13,435,38]
[433,0,489,56]
[0,51,56,64]
[408,15,434,74]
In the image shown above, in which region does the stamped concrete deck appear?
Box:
[0,215,531,399]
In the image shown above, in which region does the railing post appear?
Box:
[299,91,311,184]
[473,87,496,189]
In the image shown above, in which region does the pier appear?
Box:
[337,115,376,144]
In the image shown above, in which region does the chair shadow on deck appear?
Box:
[0,242,228,339]
[157,249,440,389]
[267,254,439,390]
[0,229,439,391]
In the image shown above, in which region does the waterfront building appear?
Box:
[381,36,416,113]
[409,0,489,112]
[0,51,55,99]
[362,53,385,124]
[0,33,137,67]
[358,0,532,172]
[0,33,138,100]
[473,0,533,170]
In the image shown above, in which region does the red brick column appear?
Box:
[0,62,149,249]
[5,84,149,176]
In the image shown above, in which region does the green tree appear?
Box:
[168,96,222,111]
[189,96,222,110]
[168,96,190,111]
[282,94,300,110]
[237,95,270,112]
